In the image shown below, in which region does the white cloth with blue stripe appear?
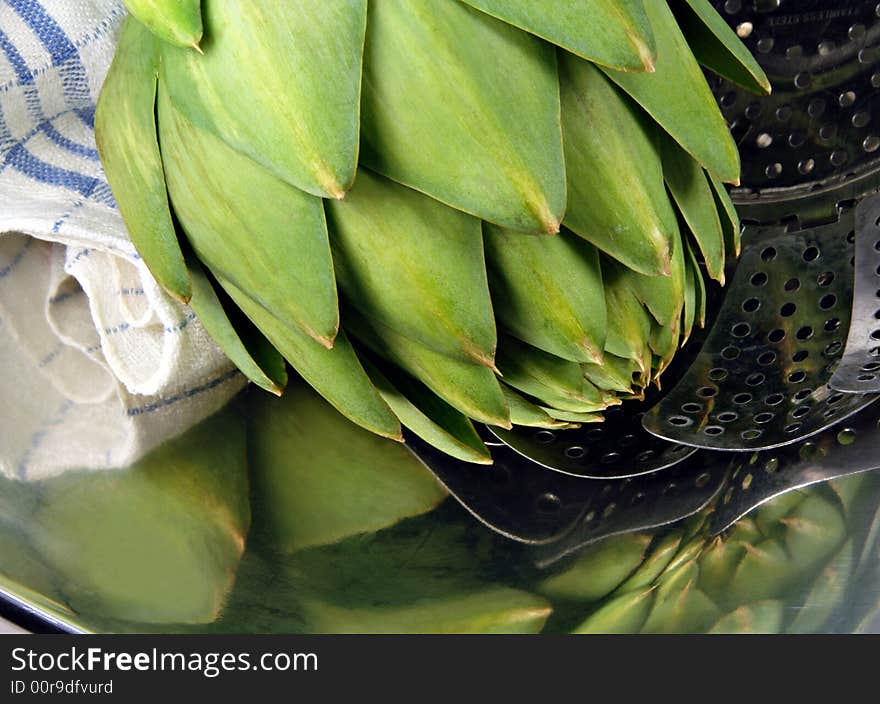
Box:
[0,1,244,480]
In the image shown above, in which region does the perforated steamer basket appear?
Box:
[408,0,880,564]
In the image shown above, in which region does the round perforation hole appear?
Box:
[743,297,761,312]
[819,294,837,310]
[733,392,753,405]
[754,412,774,424]
[793,388,813,402]
[618,434,636,447]
[722,345,741,360]
[817,271,834,286]
[708,368,728,382]
[564,446,585,460]
[827,392,845,406]
[746,373,766,386]
[785,423,802,434]
[802,246,820,262]
[535,430,556,445]
[761,247,777,262]
[681,402,702,414]
[731,322,751,337]
[758,351,777,365]
[788,370,807,383]
[704,426,724,436]
[837,428,857,445]
[751,272,768,286]
[792,350,809,363]
[741,429,762,441]
[600,452,621,465]
[796,326,814,340]
[717,411,738,423]
[780,302,797,317]
[698,386,718,398]
[765,393,785,406]
[825,341,843,357]
[784,278,800,292]
[768,328,786,343]
[668,415,692,427]
[536,493,562,515]
[792,405,811,419]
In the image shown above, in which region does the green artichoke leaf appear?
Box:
[361,0,566,234]
[619,215,687,328]
[218,279,402,441]
[662,139,727,284]
[496,335,590,401]
[539,533,654,602]
[122,0,202,49]
[498,375,604,414]
[300,589,551,634]
[707,170,742,259]
[247,381,446,553]
[363,359,494,465]
[602,264,653,376]
[462,0,656,72]
[582,355,640,395]
[709,600,785,634]
[326,169,496,368]
[670,0,771,95]
[184,255,287,395]
[680,245,697,345]
[160,0,365,198]
[685,239,708,329]
[287,516,552,634]
[345,306,511,428]
[501,385,580,429]
[540,407,603,424]
[615,532,684,594]
[560,54,675,276]
[94,18,190,302]
[484,224,606,364]
[602,0,741,184]
[572,587,655,634]
[30,408,250,624]
[640,560,722,634]
[157,82,340,348]
[649,317,681,381]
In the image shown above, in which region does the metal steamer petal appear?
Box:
[403,0,880,560]
[406,429,726,568]
[642,209,879,450]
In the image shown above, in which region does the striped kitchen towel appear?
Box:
[0,1,244,480]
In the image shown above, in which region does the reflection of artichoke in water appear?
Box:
[96,0,768,462]
[3,384,878,633]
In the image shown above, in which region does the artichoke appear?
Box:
[95,0,769,462]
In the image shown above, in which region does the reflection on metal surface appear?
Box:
[1,386,879,633]
[712,402,880,533]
